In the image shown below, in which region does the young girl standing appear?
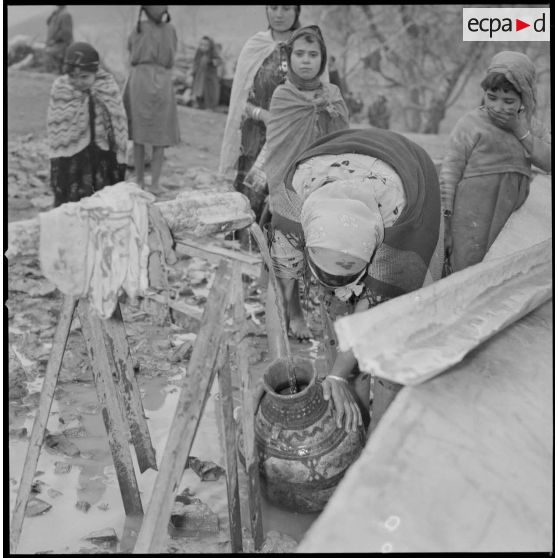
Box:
[440,50,551,272]
[47,42,128,207]
[124,5,180,194]
[264,25,349,341]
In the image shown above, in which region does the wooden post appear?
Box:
[232,262,264,550]
[77,300,144,517]
[133,259,233,554]
[10,295,78,554]
[101,303,157,473]
[249,223,290,360]
[217,342,243,553]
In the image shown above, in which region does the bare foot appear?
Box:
[289,316,312,341]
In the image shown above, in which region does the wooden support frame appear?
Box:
[10,295,78,554]
[99,303,157,473]
[77,300,144,517]
[133,259,233,553]
[217,342,243,553]
[232,261,264,550]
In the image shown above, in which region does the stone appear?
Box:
[25,497,52,517]
[47,488,63,499]
[9,427,28,438]
[260,530,298,553]
[175,487,201,506]
[186,456,226,481]
[170,501,220,534]
[84,528,118,547]
[54,461,72,475]
[44,432,81,457]
[31,479,47,494]
[76,501,92,513]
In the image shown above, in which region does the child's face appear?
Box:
[484,88,522,120]
[290,37,322,81]
[199,39,210,52]
[69,70,96,92]
[267,5,297,33]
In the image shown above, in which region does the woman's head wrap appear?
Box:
[301,178,384,278]
[485,50,537,119]
[63,42,100,74]
[266,5,301,31]
[286,25,328,83]
[138,5,170,32]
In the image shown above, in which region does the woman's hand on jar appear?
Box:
[322,376,362,433]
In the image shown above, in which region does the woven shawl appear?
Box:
[47,69,128,164]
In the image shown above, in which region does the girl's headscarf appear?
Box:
[301,178,384,277]
[285,25,327,90]
[266,5,301,31]
[485,50,537,120]
[63,42,100,74]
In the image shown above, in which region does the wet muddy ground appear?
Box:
[7,69,328,553]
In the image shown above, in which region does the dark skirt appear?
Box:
[50,143,126,207]
[450,171,530,271]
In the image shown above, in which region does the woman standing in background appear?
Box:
[124,5,180,194]
[218,5,302,224]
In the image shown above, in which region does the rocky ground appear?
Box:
[7,68,324,554]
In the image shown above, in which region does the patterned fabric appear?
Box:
[265,80,349,211]
[271,128,442,299]
[50,144,126,207]
[39,182,155,319]
[301,179,384,272]
[47,69,128,164]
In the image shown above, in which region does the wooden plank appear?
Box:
[298,300,553,552]
[10,295,78,554]
[175,238,261,278]
[101,303,157,473]
[133,259,233,554]
[335,239,552,386]
[77,300,143,517]
[232,262,264,550]
[217,343,243,553]
[6,190,255,261]
[145,292,203,321]
[249,223,290,360]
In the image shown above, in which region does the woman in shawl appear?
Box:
[263,24,349,340]
[440,50,551,272]
[191,35,222,110]
[47,42,128,207]
[218,5,301,223]
[123,5,180,194]
[268,127,444,432]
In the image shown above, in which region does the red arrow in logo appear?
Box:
[516,18,530,31]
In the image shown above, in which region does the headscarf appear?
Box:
[285,25,328,90]
[265,5,301,31]
[218,6,302,179]
[63,42,99,74]
[47,67,128,164]
[485,50,537,121]
[301,178,384,275]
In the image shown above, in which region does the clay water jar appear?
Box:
[255,356,365,513]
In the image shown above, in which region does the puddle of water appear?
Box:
[10,359,323,553]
